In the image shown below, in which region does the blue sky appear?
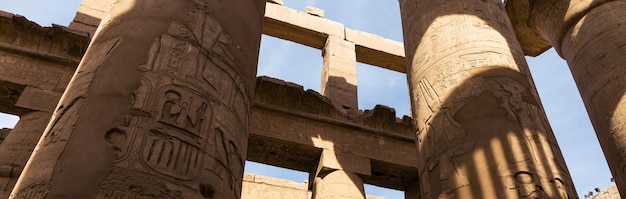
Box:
[0,0,614,198]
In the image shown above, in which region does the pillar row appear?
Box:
[508,0,626,196]
[10,0,266,198]
[399,0,577,198]
[321,35,358,111]
[0,111,51,198]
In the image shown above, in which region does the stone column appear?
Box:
[507,0,626,196]
[10,0,265,198]
[399,0,577,198]
[0,111,51,198]
[312,170,365,199]
[321,35,358,111]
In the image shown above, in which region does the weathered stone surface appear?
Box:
[68,0,115,36]
[251,76,417,190]
[399,0,576,198]
[0,81,26,116]
[0,11,87,97]
[263,3,344,49]
[15,87,61,113]
[0,128,10,145]
[242,173,389,199]
[313,170,365,199]
[345,29,405,73]
[591,184,620,199]
[305,6,324,18]
[506,0,626,196]
[263,3,406,73]
[242,173,310,199]
[0,11,88,61]
[10,1,265,198]
[0,111,51,199]
[322,35,358,111]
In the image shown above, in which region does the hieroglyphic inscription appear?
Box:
[414,77,466,157]
[158,88,211,138]
[141,130,202,180]
[96,3,249,198]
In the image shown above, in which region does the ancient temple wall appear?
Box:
[242,174,311,199]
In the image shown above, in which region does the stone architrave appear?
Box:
[9,0,265,198]
[0,111,51,198]
[507,0,626,196]
[399,0,577,198]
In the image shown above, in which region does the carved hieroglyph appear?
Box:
[507,0,626,196]
[10,0,264,198]
[399,0,577,198]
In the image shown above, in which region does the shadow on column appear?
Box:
[398,0,578,198]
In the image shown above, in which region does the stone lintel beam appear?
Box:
[250,102,417,166]
[15,86,61,113]
[66,1,407,73]
[250,76,418,190]
[345,28,406,73]
[0,11,89,62]
[263,3,406,73]
[263,2,344,49]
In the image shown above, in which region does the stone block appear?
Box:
[305,6,324,18]
[345,28,406,73]
[317,150,371,176]
[15,86,61,113]
[263,3,344,49]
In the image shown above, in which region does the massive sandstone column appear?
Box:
[10,0,265,198]
[312,170,365,199]
[399,0,577,198]
[507,0,626,196]
[0,111,51,198]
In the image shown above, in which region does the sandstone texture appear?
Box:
[2,0,626,198]
[400,0,576,198]
[507,0,626,196]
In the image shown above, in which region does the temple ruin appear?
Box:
[0,0,625,198]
